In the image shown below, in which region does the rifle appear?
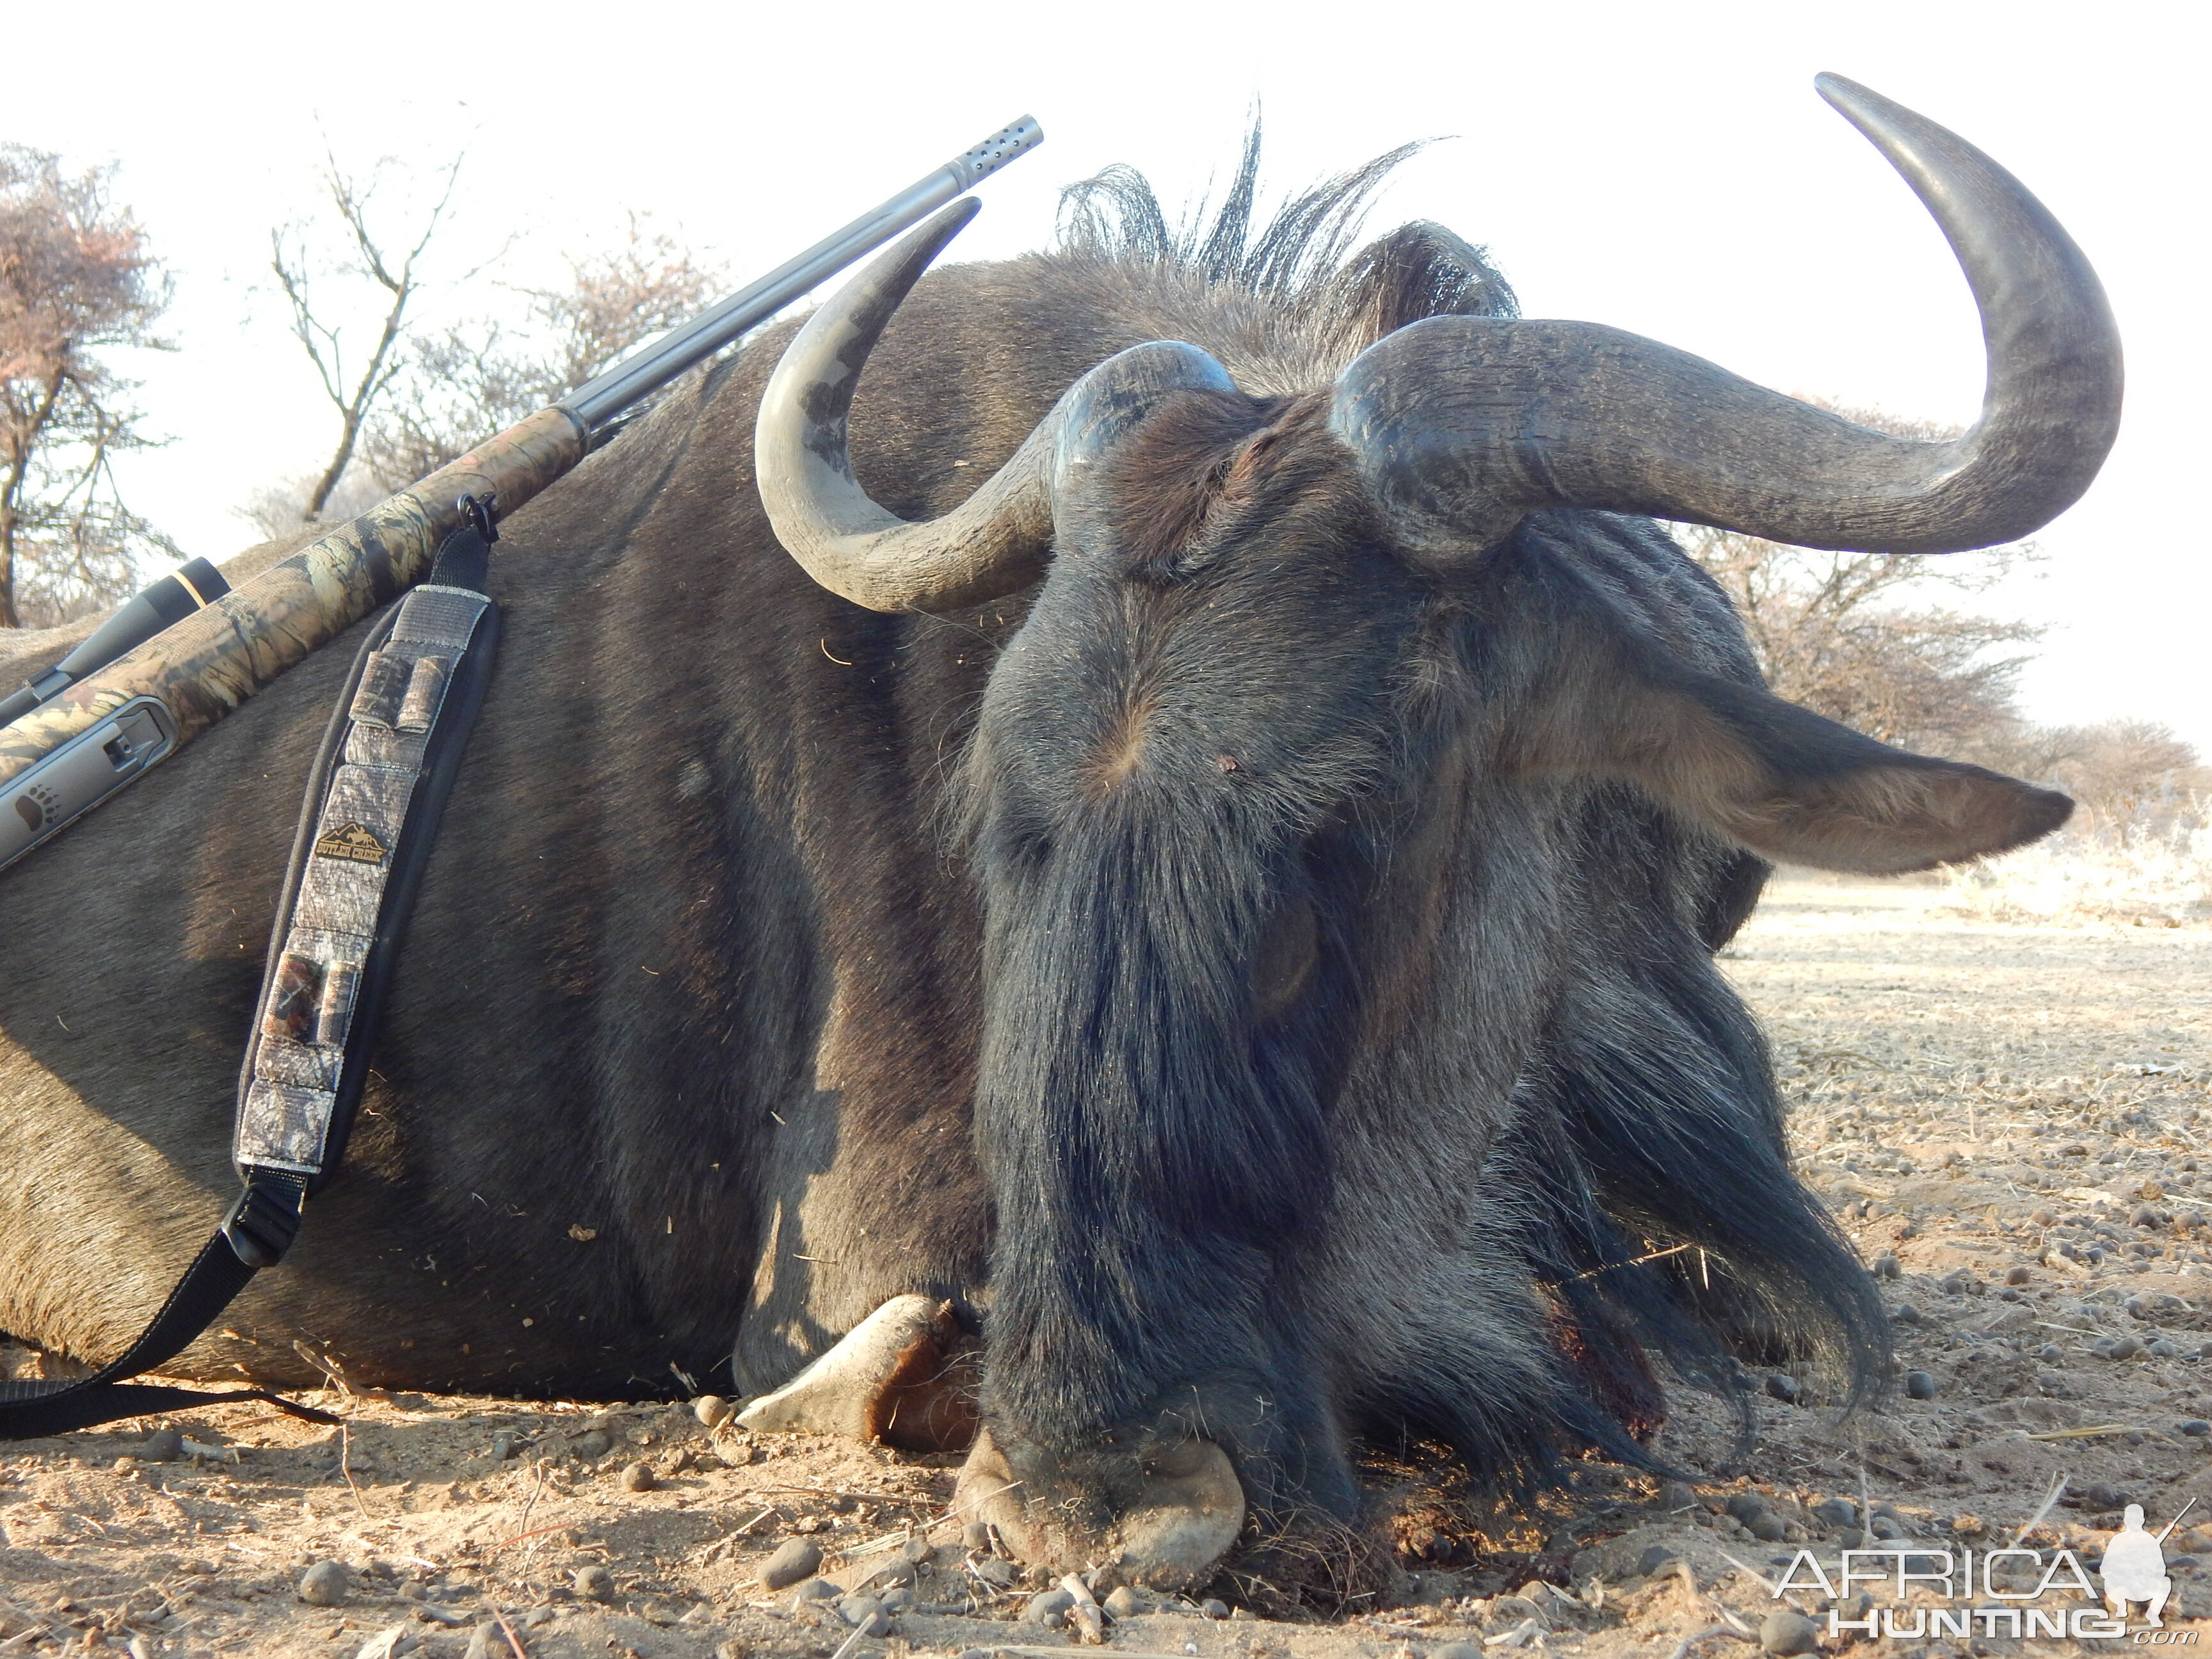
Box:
[0,116,1041,873]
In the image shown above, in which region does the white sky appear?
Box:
[10,0,2206,749]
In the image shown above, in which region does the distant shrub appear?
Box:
[1940,796,2211,927]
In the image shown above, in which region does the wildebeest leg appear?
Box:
[735,1294,978,1454]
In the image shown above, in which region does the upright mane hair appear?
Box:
[1045,131,1521,389]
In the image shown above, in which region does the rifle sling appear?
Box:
[0,515,501,1439]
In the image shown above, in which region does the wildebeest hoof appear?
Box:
[736,1294,977,1451]
[953,1428,1244,1591]
[1112,1438,1246,1588]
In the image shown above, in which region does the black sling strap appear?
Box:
[0,500,503,1439]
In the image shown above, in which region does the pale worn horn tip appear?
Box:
[1811,72,1908,135]
[878,197,983,279]
[1811,70,1881,111]
[925,195,984,241]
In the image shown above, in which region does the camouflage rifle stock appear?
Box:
[0,116,1041,872]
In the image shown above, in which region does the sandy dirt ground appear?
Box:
[2,874,2208,1658]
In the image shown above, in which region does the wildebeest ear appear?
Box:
[1332,221,1519,346]
[1559,662,2072,874]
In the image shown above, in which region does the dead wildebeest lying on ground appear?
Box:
[0,77,2116,1594]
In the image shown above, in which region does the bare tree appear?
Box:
[1680,392,2206,828]
[2017,719,2206,824]
[360,214,726,486]
[235,467,393,543]
[269,149,463,524]
[1672,399,2051,762]
[0,144,175,628]
[529,214,729,396]
[1676,520,2044,757]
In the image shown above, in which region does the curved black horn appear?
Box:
[757,204,1242,612]
[1329,74,2124,557]
[755,199,1057,613]
[1050,341,1241,490]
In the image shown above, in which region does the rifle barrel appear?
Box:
[562,117,1039,428]
[0,116,1043,861]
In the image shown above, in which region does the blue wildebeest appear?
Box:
[0,77,2115,1592]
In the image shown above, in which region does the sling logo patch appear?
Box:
[314,821,387,865]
